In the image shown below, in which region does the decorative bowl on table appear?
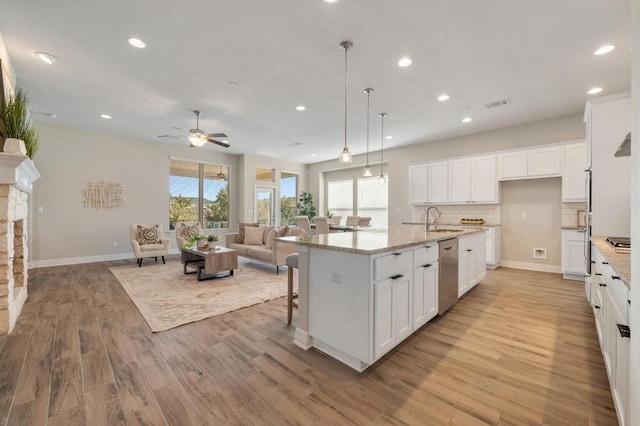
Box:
[460,218,486,225]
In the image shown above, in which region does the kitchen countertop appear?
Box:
[591,236,630,289]
[401,222,501,228]
[561,226,586,230]
[278,225,485,255]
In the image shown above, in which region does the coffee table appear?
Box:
[181,246,238,281]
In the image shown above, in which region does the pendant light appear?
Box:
[338,41,353,163]
[378,113,387,184]
[362,88,374,177]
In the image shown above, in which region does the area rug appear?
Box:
[109,260,294,332]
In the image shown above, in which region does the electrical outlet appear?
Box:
[533,248,547,259]
[331,272,343,284]
[112,241,118,247]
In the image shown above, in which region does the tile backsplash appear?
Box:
[562,202,587,228]
[412,204,501,225]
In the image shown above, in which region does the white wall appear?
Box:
[30,121,240,266]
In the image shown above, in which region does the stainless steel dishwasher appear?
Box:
[438,238,458,314]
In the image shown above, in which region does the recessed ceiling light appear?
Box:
[100,114,112,119]
[594,45,615,55]
[437,94,450,102]
[385,135,393,140]
[127,38,146,48]
[398,57,413,67]
[462,117,472,123]
[296,105,306,111]
[35,52,60,65]
[587,87,603,95]
[311,153,316,157]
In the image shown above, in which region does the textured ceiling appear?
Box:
[0,0,631,164]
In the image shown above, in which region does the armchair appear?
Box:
[130,223,171,267]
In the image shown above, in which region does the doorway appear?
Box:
[255,186,276,225]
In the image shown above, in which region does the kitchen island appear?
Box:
[278,225,486,372]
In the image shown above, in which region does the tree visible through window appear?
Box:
[169,160,229,230]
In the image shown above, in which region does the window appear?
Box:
[358,176,388,226]
[169,159,229,230]
[327,179,353,218]
[256,167,274,182]
[280,171,298,225]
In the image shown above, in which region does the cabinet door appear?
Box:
[474,245,486,284]
[613,313,629,426]
[409,164,429,204]
[528,146,561,177]
[561,230,586,275]
[562,143,587,202]
[412,264,438,329]
[603,290,616,377]
[427,162,448,203]
[374,279,395,359]
[471,156,498,203]
[374,275,412,359]
[497,151,527,180]
[448,159,471,203]
[485,232,494,265]
[458,251,471,297]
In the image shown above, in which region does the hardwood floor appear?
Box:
[0,258,618,425]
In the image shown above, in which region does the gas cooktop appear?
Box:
[606,237,630,253]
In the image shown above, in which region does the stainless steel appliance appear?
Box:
[584,167,592,301]
[438,238,458,314]
[606,236,631,253]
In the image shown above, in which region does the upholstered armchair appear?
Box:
[130,223,171,267]
[358,217,372,226]
[174,221,202,249]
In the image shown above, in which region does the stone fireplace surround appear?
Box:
[0,153,40,334]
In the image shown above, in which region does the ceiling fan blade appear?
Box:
[157,134,181,139]
[207,133,227,138]
[207,138,230,148]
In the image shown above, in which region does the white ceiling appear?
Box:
[0,0,631,164]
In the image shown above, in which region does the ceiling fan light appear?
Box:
[339,147,353,163]
[188,134,207,147]
[362,165,373,177]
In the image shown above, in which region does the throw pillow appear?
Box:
[262,226,274,244]
[244,226,264,245]
[265,228,278,249]
[277,225,289,237]
[237,222,259,244]
[137,224,160,245]
[180,223,200,239]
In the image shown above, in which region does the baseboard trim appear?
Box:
[499,260,561,274]
[30,252,135,269]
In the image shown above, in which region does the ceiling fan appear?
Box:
[157,111,230,148]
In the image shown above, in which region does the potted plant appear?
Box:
[185,234,208,249]
[296,191,316,220]
[0,88,40,159]
[207,234,218,249]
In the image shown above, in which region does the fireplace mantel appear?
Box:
[0,153,41,193]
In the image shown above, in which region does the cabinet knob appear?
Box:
[466,249,472,252]
[595,273,602,276]
[594,305,601,309]
[602,261,609,265]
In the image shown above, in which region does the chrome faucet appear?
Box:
[425,206,441,231]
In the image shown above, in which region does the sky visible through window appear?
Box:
[171,175,296,199]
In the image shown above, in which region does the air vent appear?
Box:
[484,99,510,109]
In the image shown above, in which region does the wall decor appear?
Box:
[83,181,125,209]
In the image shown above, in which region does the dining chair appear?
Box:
[345,216,360,226]
[358,217,372,226]
[313,216,331,234]
[330,215,342,226]
[295,216,312,235]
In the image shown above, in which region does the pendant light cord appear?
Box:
[365,90,370,165]
[380,113,385,176]
[344,45,348,150]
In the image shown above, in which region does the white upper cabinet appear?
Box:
[528,146,562,177]
[448,159,471,203]
[470,156,498,203]
[427,162,448,203]
[408,164,429,204]
[497,151,528,179]
[562,142,587,202]
[497,146,561,180]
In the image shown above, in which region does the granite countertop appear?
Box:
[278,225,485,255]
[591,236,630,290]
[561,226,586,230]
[401,222,501,228]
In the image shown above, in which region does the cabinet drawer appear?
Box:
[604,274,629,323]
[413,244,438,267]
[375,251,412,281]
[458,234,482,252]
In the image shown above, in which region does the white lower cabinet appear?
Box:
[412,262,438,330]
[589,245,630,426]
[374,274,412,359]
[485,226,500,268]
[458,234,486,297]
[561,229,586,280]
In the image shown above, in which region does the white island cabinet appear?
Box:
[281,226,485,372]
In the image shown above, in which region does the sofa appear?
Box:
[225,224,304,273]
